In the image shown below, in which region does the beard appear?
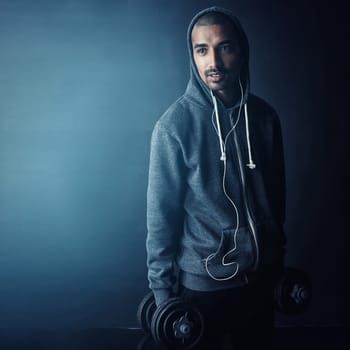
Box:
[204,66,240,92]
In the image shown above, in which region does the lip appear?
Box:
[207,72,225,83]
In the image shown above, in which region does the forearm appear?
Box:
[146,122,185,305]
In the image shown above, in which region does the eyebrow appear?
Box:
[193,40,234,49]
[217,40,234,46]
[193,44,207,49]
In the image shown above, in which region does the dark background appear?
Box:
[0,0,348,330]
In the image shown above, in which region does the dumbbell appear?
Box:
[137,267,311,348]
[137,293,204,350]
[274,267,312,314]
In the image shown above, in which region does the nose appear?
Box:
[208,48,222,68]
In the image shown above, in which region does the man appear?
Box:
[146,7,286,349]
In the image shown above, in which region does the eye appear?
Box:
[196,47,207,56]
[221,44,233,53]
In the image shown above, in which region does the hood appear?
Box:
[186,7,256,169]
[185,6,250,109]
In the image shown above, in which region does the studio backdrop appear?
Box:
[0,0,348,329]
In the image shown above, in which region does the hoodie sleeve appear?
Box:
[146,122,186,306]
[269,112,287,283]
[268,111,287,281]
[272,113,286,234]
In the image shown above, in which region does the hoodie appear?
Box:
[146,7,286,306]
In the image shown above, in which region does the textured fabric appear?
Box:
[146,7,286,307]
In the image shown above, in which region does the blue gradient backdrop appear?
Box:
[0,0,348,329]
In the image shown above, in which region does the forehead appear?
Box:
[191,22,238,46]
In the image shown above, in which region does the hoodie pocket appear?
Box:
[203,227,255,280]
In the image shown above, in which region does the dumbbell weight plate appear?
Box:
[151,298,204,350]
[275,267,312,314]
[137,292,157,333]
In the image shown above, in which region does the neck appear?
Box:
[215,84,241,108]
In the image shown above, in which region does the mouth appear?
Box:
[206,71,225,83]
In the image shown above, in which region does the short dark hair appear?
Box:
[192,12,239,46]
[194,12,232,27]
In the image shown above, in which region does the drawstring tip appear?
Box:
[246,162,256,169]
[220,153,226,161]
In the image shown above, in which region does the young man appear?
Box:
[146,7,286,349]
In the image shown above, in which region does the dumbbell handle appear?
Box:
[290,284,309,304]
[173,313,194,339]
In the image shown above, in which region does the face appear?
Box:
[191,22,241,96]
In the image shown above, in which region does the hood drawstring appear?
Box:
[210,90,226,161]
[210,91,256,170]
[244,103,256,169]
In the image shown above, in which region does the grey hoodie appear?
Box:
[146,7,286,306]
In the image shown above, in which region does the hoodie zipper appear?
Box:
[232,127,260,271]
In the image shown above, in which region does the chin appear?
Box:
[207,82,226,91]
